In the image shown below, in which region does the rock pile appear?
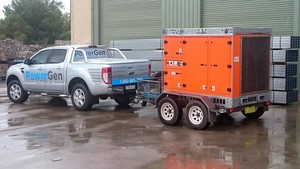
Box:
[0,39,47,78]
[0,39,70,78]
[0,64,8,79]
[55,40,71,46]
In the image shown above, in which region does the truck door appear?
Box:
[23,50,50,92]
[45,49,68,93]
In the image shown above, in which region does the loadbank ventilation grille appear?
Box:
[241,37,270,95]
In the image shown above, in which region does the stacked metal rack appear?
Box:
[270,36,300,104]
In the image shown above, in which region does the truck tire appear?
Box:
[114,97,131,106]
[7,80,29,103]
[71,83,93,111]
[242,107,264,119]
[141,101,147,107]
[157,97,182,126]
[185,101,210,130]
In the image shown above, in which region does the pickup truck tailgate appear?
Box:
[97,59,150,86]
[112,61,149,86]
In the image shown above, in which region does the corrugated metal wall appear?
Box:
[98,0,297,43]
[99,0,162,45]
[162,0,202,28]
[162,0,295,36]
[203,0,294,36]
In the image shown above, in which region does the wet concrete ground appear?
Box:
[0,81,300,169]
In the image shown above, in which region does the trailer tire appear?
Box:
[157,97,182,126]
[185,101,210,130]
[71,83,93,111]
[7,80,29,103]
[242,107,264,119]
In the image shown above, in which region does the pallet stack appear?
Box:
[270,36,300,104]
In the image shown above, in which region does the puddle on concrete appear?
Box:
[0,98,300,168]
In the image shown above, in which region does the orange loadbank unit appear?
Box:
[154,27,271,130]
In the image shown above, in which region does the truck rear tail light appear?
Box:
[229,108,235,113]
[102,67,112,84]
[148,64,151,77]
[264,101,271,106]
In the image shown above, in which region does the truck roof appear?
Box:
[43,45,107,50]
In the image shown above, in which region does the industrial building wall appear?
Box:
[71,0,92,44]
[71,0,300,93]
[161,0,300,93]
[99,0,162,45]
[73,0,299,44]
[203,0,294,36]
[162,0,295,36]
[162,0,202,28]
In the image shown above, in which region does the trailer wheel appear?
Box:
[71,83,93,111]
[7,80,29,103]
[242,107,264,119]
[185,101,210,130]
[157,97,182,126]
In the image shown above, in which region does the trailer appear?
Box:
[137,27,272,130]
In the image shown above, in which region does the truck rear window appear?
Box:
[74,48,110,62]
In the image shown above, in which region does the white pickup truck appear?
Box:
[6,45,150,111]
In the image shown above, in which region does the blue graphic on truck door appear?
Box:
[23,50,50,91]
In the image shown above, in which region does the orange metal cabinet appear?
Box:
[163,37,183,59]
[208,37,232,96]
[183,37,208,94]
[162,27,271,109]
[163,37,184,91]
[163,36,232,97]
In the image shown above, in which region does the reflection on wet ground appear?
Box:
[0,95,299,169]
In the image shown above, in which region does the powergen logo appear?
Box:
[25,71,63,81]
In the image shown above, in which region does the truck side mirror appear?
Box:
[23,58,31,65]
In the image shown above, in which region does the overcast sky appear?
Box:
[0,0,70,19]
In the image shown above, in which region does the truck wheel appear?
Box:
[114,97,131,106]
[141,101,147,107]
[71,83,93,111]
[7,80,29,103]
[242,107,264,119]
[185,101,210,130]
[157,97,182,126]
